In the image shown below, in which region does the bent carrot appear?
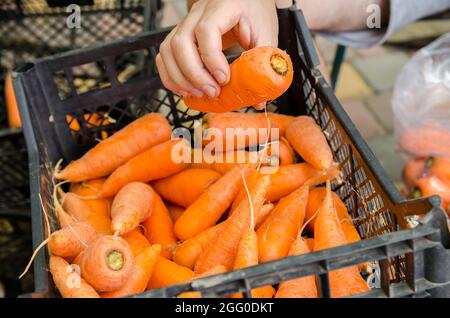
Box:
[178,265,228,298]
[275,237,318,298]
[49,256,99,298]
[148,256,195,290]
[286,116,334,171]
[78,235,134,292]
[174,164,255,240]
[4,72,22,128]
[99,138,190,198]
[185,47,293,113]
[101,245,161,298]
[56,113,172,182]
[111,182,155,235]
[153,169,221,207]
[314,181,369,298]
[48,222,97,259]
[121,229,150,256]
[195,173,270,273]
[142,193,178,259]
[167,203,185,223]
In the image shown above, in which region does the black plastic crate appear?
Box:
[14,7,450,298]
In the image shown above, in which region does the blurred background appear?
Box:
[0,0,449,297]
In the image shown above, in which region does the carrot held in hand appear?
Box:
[148,256,195,290]
[99,138,190,197]
[56,113,172,182]
[121,229,150,256]
[185,47,293,113]
[50,256,99,298]
[48,222,97,259]
[286,116,334,171]
[78,235,134,292]
[101,245,161,298]
[111,182,155,235]
[153,168,221,207]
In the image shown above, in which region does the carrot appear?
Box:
[195,173,270,273]
[275,237,318,298]
[167,203,185,223]
[313,181,369,297]
[101,245,161,298]
[59,190,111,235]
[121,229,150,256]
[185,47,293,113]
[142,193,178,259]
[4,72,22,128]
[78,235,134,292]
[178,265,228,298]
[257,184,309,263]
[49,256,99,298]
[66,113,110,141]
[48,222,98,259]
[270,137,296,166]
[147,256,195,290]
[286,116,334,171]
[266,163,339,203]
[153,169,221,207]
[174,164,255,240]
[190,149,262,174]
[425,156,450,180]
[413,175,450,211]
[111,182,155,235]
[305,237,314,252]
[99,138,190,198]
[202,112,295,150]
[403,159,426,190]
[56,113,172,182]
[400,127,450,159]
[255,203,275,229]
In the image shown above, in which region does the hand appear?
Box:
[156,0,278,105]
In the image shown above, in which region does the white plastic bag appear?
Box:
[393,33,450,159]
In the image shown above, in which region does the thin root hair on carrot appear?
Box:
[241,170,254,230]
[19,237,50,279]
[257,104,272,171]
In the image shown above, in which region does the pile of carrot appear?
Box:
[23,108,374,299]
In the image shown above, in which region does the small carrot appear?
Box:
[147,256,195,290]
[153,168,221,207]
[142,193,178,259]
[4,72,22,128]
[314,181,369,298]
[48,222,98,259]
[202,112,295,150]
[121,229,151,256]
[167,203,185,223]
[185,47,293,113]
[49,256,99,298]
[111,182,155,235]
[414,175,450,211]
[178,265,228,298]
[275,237,318,298]
[195,173,270,273]
[101,245,161,298]
[403,159,426,190]
[78,235,134,292]
[99,138,190,198]
[174,164,255,240]
[286,116,334,171]
[257,184,309,263]
[56,113,172,182]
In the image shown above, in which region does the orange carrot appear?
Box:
[313,181,369,297]
[121,229,150,256]
[286,116,334,171]
[403,159,426,190]
[195,173,270,273]
[305,237,314,252]
[275,237,318,298]
[269,137,296,166]
[101,245,161,298]
[190,149,261,174]
[185,47,293,113]
[48,222,98,259]
[178,265,228,298]
[56,113,172,182]
[66,113,110,141]
[78,235,134,292]
[142,193,178,259]
[167,203,185,223]
[4,72,22,128]
[99,138,190,197]
[174,164,255,240]
[255,203,275,229]
[49,256,99,298]
[257,184,309,263]
[202,112,295,150]
[147,256,195,290]
[111,182,155,235]
[414,175,450,211]
[427,157,450,180]
[153,169,221,207]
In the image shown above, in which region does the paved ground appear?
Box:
[160,0,450,189]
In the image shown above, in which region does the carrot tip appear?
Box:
[270,54,289,76]
[107,250,124,271]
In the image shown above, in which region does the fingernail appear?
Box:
[191,88,204,98]
[213,70,227,85]
[203,85,218,98]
